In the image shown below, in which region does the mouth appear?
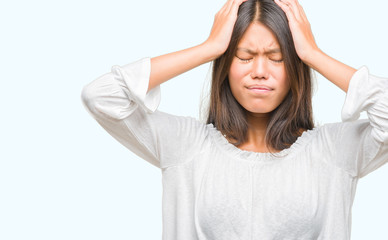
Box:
[246,86,274,94]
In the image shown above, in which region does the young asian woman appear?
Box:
[81,0,388,239]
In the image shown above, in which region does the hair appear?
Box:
[206,0,314,151]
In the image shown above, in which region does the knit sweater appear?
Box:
[81,57,388,240]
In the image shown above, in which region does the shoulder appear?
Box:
[151,111,211,146]
[306,119,371,158]
[148,111,212,168]
[318,119,370,138]
[292,121,360,151]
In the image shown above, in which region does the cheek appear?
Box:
[229,60,250,82]
[228,60,250,92]
[269,63,287,81]
[277,68,290,93]
[268,64,289,94]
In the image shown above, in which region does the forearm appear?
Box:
[147,0,247,93]
[148,43,217,93]
[306,49,357,93]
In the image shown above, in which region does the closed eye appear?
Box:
[237,56,253,63]
[270,58,283,63]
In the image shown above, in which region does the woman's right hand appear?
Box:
[203,0,248,58]
[148,0,247,92]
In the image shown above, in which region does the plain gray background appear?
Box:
[1,0,387,239]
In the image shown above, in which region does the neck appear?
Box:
[247,112,269,142]
[236,112,279,153]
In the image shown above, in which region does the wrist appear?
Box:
[302,48,325,70]
[199,41,225,62]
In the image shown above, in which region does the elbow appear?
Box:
[81,82,100,117]
[81,75,137,120]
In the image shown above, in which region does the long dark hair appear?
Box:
[206,0,314,151]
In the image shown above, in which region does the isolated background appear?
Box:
[1,0,387,239]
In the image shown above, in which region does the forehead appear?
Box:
[238,22,280,51]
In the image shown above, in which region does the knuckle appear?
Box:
[220,11,227,17]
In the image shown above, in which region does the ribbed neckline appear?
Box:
[206,123,318,162]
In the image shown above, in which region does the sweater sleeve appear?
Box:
[81,57,208,169]
[321,66,388,178]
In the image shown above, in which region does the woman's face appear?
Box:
[228,22,290,116]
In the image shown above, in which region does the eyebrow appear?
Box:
[237,47,281,55]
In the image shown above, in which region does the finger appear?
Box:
[280,0,303,22]
[224,0,237,14]
[229,0,248,16]
[291,0,308,23]
[274,0,297,23]
[297,3,309,23]
[218,0,234,16]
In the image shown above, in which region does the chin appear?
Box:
[245,107,275,115]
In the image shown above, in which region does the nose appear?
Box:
[250,57,269,80]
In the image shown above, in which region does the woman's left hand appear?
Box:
[275,0,356,92]
[274,0,320,65]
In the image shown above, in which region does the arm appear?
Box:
[304,50,356,93]
[275,0,388,178]
[148,44,215,92]
[319,67,388,178]
[82,56,211,169]
[81,0,248,168]
[148,0,248,92]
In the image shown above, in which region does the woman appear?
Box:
[81,0,388,239]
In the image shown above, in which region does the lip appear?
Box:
[246,84,274,93]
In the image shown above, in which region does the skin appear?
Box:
[228,22,290,152]
[147,0,357,153]
[274,0,356,92]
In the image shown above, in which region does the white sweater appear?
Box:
[81,57,388,240]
